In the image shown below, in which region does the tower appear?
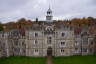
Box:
[46,7,53,22]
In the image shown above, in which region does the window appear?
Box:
[47,40,52,44]
[61,32,65,37]
[14,40,18,46]
[83,38,88,45]
[49,37,52,39]
[35,40,38,44]
[82,48,87,52]
[75,48,78,51]
[35,49,38,52]
[75,41,78,45]
[61,49,64,53]
[22,42,25,45]
[61,42,65,45]
[49,40,52,43]
[34,49,39,55]
[2,34,4,37]
[91,42,93,45]
[14,48,20,53]
[89,48,92,52]
[23,50,26,54]
[0,41,1,45]
[47,37,52,44]
[35,32,38,37]
[48,12,51,14]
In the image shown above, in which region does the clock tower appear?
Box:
[46,7,53,22]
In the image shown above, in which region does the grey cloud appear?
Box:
[0,0,96,23]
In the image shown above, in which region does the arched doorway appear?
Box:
[47,47,52,56]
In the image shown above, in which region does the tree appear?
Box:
[0,23,3,31]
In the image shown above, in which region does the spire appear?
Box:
[49,4,51,10]
[47,5,52,14]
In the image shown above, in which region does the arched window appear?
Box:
[35,40,38,44]
[35,32,38,37]
[61,32,65,37]
[61,42,65,45]
[35,49,38,52]
[61,49,64,53]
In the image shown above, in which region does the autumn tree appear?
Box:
[0,22,3,31]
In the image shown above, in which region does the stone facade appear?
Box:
[0,23,95,57]
[74,26,95,55]
[0,22,75,57]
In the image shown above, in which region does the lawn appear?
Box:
[0,56,46,64]
[52,55,96,64]
[0,55,96,64]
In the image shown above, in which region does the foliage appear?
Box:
[2,17,96,31]
[0,23,3,31]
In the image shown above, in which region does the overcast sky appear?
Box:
[0,0,96,23]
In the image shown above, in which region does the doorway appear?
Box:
[47,47,52,56]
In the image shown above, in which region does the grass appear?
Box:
[52,55,96,64]
[0,55,96,64]
[0,56,46,64]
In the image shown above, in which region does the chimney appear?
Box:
[36,18,38,22]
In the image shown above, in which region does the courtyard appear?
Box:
[0,55,96,64]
